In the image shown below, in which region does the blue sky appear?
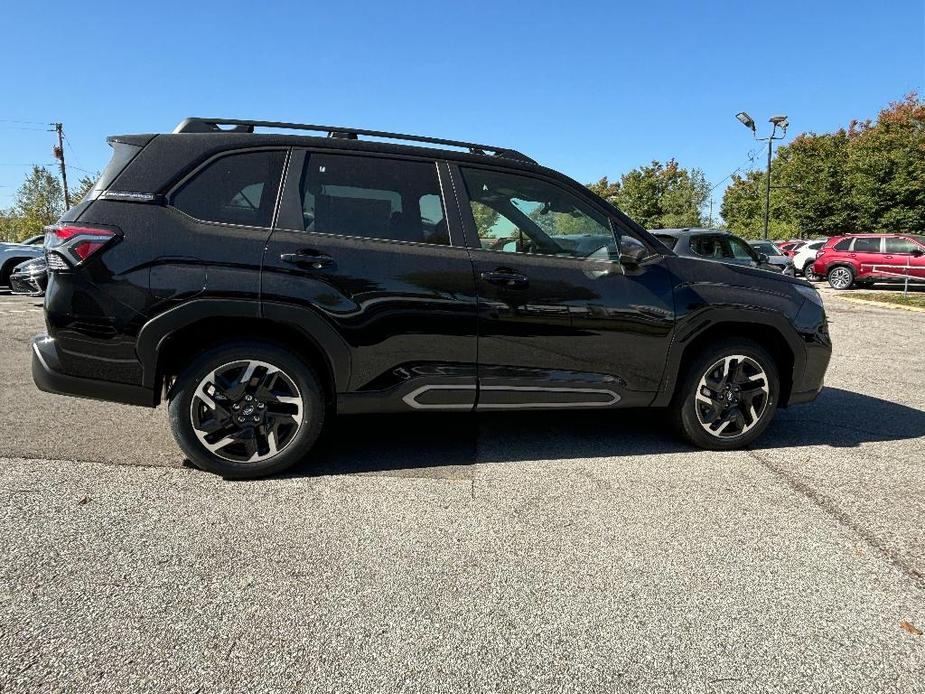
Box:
[2,0,922,216]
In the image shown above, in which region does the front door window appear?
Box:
[459,167,618,260]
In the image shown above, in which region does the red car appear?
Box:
[812,233,925,289]
[777,240,804,258]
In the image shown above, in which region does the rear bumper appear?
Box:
[32,334,157,407]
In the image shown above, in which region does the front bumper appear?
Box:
[32,334,157,407]
[10,272,45,296]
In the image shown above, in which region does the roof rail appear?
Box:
[172,117,536,163]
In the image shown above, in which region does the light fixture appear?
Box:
[735,112,756,132]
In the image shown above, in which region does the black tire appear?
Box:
[168,340,325,479]
[827,265,855,290]
[669,339,779,450]
[802,262,820,282]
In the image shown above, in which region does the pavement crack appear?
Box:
[747,449,925,591]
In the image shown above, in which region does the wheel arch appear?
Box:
[136,299,350,406]
[1,257,33,284]
[654,310,801,409]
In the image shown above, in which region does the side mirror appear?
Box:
[619,237,648,267]
[757,252,769,264]
[912,248,924,258]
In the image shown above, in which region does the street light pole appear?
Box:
[735,113,788,240]
[762,125,774,240]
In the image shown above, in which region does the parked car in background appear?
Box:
[0,235,45,289]
[791,240,827,280]
[812,233,925,289]
[651,228,792,275]
[748,240,796,276]
[777,240,804,257]
[10,257,48,296]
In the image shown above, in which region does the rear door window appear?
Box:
[852,237,882,253]
[299,154,448,245]
[689,235,728,259]
[171,150,286,228]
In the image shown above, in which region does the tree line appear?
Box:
[1,93,921,243]
[721,93,924,239]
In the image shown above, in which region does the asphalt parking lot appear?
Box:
[1,286,923,692]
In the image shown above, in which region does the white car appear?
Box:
[792,240,826,280]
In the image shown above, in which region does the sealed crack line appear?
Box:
[746,449,925,591]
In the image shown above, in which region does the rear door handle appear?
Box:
[481,268,529,289]
[280,251,335,269]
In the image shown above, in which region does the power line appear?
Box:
[0,125,52,132]
[0,118,51,125]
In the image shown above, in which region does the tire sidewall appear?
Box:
[168,341,325,478]
[676,340,780,450]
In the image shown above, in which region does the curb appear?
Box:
[830,295,925,314]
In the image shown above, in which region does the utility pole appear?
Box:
[53,122,70,208]
[735,112,789,240]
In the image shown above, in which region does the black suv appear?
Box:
[33,117,831,478]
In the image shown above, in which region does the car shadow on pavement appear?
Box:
[288,387,925,477]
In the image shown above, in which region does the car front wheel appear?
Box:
[827,266,854,290]
[671,340,779,450]
[168,341,325,479]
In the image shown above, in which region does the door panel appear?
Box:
[452,164,675,408]
[263,150,478,411]
[880,237,925,281]
[849,236,883,277]
[471,249,675,406]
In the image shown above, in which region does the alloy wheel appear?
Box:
[189,359,304,463]
[828,267,852,289]
[694,355,770,439]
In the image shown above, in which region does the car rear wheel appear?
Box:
[671,339,779,450]
[827,266,854,290]
[168,341,325,479]
[802,262,821,281]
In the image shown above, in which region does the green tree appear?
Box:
[719,169,795,239]
[69,172,100,203]
[847,94,925,233]
[5,166,64,241]
[586,176,620,206]
[775,131,853,237]
[597,159,709,229]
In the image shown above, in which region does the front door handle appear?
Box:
[481,268,529,289]
[280,251,335,269]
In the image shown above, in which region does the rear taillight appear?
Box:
[44,224,122,269]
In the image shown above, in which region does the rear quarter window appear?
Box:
[171,150,286,228]
[833,238,852,251]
